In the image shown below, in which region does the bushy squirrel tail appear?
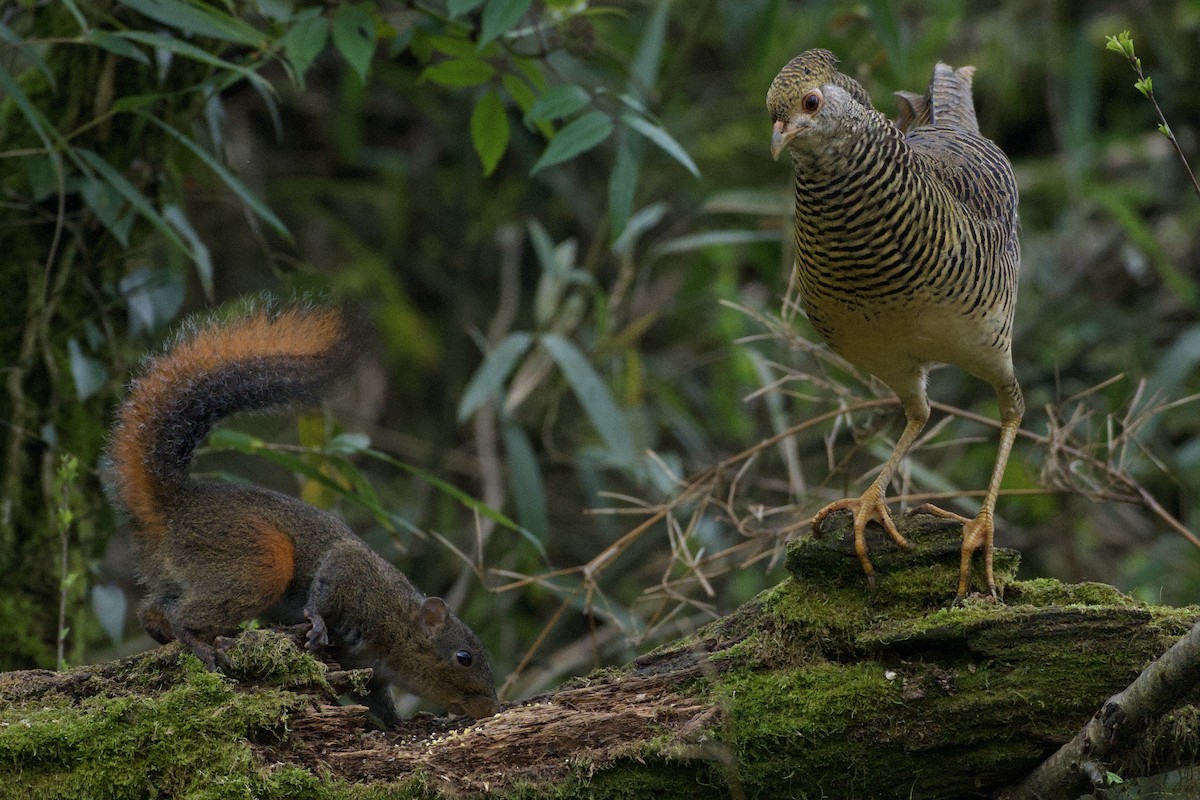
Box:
[107,303,353,540]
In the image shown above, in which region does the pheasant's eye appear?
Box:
[802,90,822,113]
[455,650,473,667]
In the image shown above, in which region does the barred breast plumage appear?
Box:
[768,49,1024,600]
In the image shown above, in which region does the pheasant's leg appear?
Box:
[811,396,930,582]
[919,381,1023,600]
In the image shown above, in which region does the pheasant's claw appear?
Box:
[811,492,912,582]
[911,503,972,525]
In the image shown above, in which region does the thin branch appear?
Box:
[1105,31,1200,200]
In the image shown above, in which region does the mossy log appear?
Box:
[3,514,1200,799]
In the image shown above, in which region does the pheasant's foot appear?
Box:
[954,513,998,603]
[909,504,1000,602]
[811,490,914,583]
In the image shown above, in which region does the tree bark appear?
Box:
[3,515,1199,799]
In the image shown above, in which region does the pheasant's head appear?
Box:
[766,49,873,160]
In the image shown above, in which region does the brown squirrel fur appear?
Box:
[106,303,499,721]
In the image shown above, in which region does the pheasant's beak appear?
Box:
[770,119,801,160]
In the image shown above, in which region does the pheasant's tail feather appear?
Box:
[927,63,979,134]
[893,90,930,133]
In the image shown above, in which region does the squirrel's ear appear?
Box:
[419,597,449,634]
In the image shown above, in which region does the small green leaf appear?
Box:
[622,112,699,177]
[1159,122,1171,138]
[280,14,329,85]
[207,428,263,451]
[458,332,535,422]
[540,333,636,461]
[448,0,485,16]
[428,34,479,59]
[531,110,612,174]
[471,90,510,176]
[1134,76,1152,97]
[525,84,590,123]
[332,2,377,83]
[420,58,495,87]
[479,0,532,47]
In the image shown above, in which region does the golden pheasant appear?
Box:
[767,49,1023,599]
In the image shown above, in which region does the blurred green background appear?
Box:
[2,0,1199,704]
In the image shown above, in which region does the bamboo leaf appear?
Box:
[458,332,536,422]
[608,128,641,238]
[651,229,781,258]
[525,84,590,123]
[139,113,291,240]
[75,149,189,256]
[118,0,265,46]
[163,205,214,300]
[87,30,151,63]
[628,0,668,96]
[540,333,636,461]
[113,30,272,92]
[501,418,550,545]
[359,446,524,533]
[622,112,699,178]
[530,111,612,174]
[0,64,57,154]
[67,339,108,401]
[0,21,55,86]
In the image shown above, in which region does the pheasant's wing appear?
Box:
[903,63,1016,227]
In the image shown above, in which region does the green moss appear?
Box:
[1007,578,1140,607]
[0,638,379,800]
[219,628,341,693]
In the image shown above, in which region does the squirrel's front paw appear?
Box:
[304,609,329,649]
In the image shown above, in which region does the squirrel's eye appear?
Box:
[455,650,473,667]
[802,90,822,113]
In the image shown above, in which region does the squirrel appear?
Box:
[105,302,500,722]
